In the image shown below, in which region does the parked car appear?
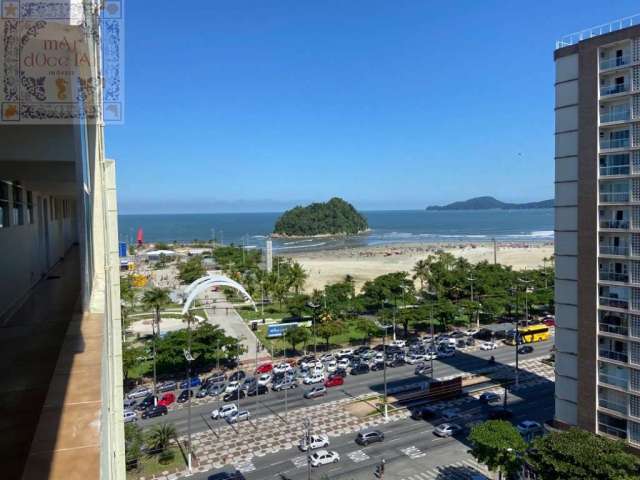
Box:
[517,420,542,436]
[241,377,256,391]
[207,383,226,397]
[123,410,138,423]
[354,346,371,355]
[211,404,237,420]
[304,385,327,399]
[127,386,152,399]
[257,374,272,386]
[135,394,156,411]
[247,384,268,396]
[196,386,210,398]
[350,363,370,375]
[333,368,348,378]
[433,423,463,437]
[465,329,479,336]
[326,360,338,373]
[123,397,136,409]
[157,381,177,393]
[223,389,246,402]
[256,363,273,374]
[325,376,344,388]
[386,357,405,368]
[337,357,350,370]
[226,410,250,424]
[225,381,240,393]
[370,361,385,372]
[158,392,176,407]
[229,370,246,382]
[518,345,534,355]
[303,373,325,385]
[141,405,168,419]
[405,353,425,364]
[479,391,501,404]
[389,339,406,348]
[355,429,384,446]
[309,450,340,467]
[299,434,330,451]
[177,389,194,403]
[207,372,226,384]
[272,380,297,391]
[298,356,316,368]
[179,377,201,389]
[488,407,514,420]
[273,363,293,374]
[480,342,498,351]
[437,348,455,358]
[450,331,466,338]
[336,348,354,357]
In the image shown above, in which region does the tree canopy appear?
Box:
[177,255,207,284]
[274,197,368,236]
[468,420,527,479]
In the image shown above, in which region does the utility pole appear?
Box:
[468,275,477,330]
[183,314,195,474]
[382,325,388,419]
[430,303,435,380]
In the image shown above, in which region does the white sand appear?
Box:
[286,242,554,293]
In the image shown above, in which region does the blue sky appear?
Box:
[107,0,640,214]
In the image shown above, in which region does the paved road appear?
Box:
[194,381,555,480]
[140,339,554,435]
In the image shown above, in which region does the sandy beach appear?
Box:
[286,242,554,293]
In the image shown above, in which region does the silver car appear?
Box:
[126,386,152,399]
[304,385,327,399]
[226,410,250,424]
[433,423,463,437]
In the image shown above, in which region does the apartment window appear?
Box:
[0,181,9,228]
[632,369,640,393]
[630,421,640,446]
[26,191,33,224]
[630,395,640,418]
[598,412,628,439]
[12,182,24,225]
[599,386,628,414]
[599,362,628,388]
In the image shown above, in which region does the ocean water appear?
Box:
[118,209,554,252]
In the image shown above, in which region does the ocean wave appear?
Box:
[503,231,554,238]
[274,242,328,250]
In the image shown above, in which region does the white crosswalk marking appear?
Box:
[347,449,370,463]
[233,459,256,473]
[291,455,309,468]
[399,460,489,480]
[400,445,426,459]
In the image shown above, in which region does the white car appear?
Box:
[211,404,238,420]
[273,363,293,374]
[310,449,340,467]
[126,386,151,399]
[373,352,385,363]
[123,410,138,423]
[389,340,406,348]
[337,357,350,369]
[465,329,479,336]
[303,373,324,385]
[226,410,250,423]
[299,434,330,451]
[480,342,498,351]
[300,358,317,369]
[326,360,338,372]
[225,381,240,393]
[405,354,425,364]
[320,354,334,363]
[311,361,325,372]
[517,420,542,436]
[257,374,272,386]
[337,348,354,357]
[433,423,463,437]
[423,352,437,360]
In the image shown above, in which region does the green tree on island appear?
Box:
[526,428,640,480]
[468,420,527,480]
[284,325,310,353]
[274,197,368,236]
[146,422,177,456]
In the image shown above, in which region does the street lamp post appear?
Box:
[468,275,478,330]
[183,314,196,474]
[382,324,389,419]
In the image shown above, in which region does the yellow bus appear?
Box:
[505,324,550,345]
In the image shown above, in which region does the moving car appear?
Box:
[299,434,330,451]
[433,423,463,437]
[158,392,176,407]
[324,376,344,388]
[518,345,534,355]
[226,410,250,424]
[177,389,194,403]
[123,410,138,423]
[303,373,325,385]
[304,385,327,399]
[255,363,273,374]
[355,429,384,446]
[517,420,542,436]
[127,386,152,399]
[141,405,168,419]
[272,380,297,391]
[309,450,340,467]
[479,391,500,404]
[414,362,432,376]
[480,342,498,351]
[211,404,238,420]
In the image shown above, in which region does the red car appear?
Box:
[158,392,175,407]
[324,376,344,388]
[542,317,555,327]
[256,363,273,374]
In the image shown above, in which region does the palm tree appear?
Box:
[146,423,177,455]
[287,262,308,295]
[141,287,171,404]
[412,259,431,291]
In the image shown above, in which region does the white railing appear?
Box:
[600,191,630,202]
[601,137,630,149]
[600,245,629,256]
[601,55,632,70]
[600,164,631,176]
[556,14,640,49]
[601,109,631,123]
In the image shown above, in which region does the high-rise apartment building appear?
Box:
[554,16,640,447]
[0,1,124,478]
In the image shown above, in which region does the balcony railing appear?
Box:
[601,83,630,96]
[600,164,631,176]
[598,422,628,439]
[601,109,631,123]
[599,397,628,415]
[600,322,629,336]
[600,296,630,309]
[601,137,630,149]
[600,55,631,70]
[600,219,630,229]
[600,192,630,202]
[600,245,629,256]
[600,349,629,362]
[599,271,629,282]
[599,372,628,389]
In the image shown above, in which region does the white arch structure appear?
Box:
[181,274,257,315]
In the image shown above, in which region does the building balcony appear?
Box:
[600,219,630,229]
[599,271,629,282]
[600,349,629,363]
[601,83,630,97]
[599,397,628,415]
[600,192,630,203]
[600,322,629,336]
[600,296,630,309]
[601,108,631,124]
[600,55,632,71]
[600,245,630,256]
[599,372,628,389]
[601,137,630,150]
[600,164,631,176]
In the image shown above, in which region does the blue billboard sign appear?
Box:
[119,242,128,257]
[266,322,300,338]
